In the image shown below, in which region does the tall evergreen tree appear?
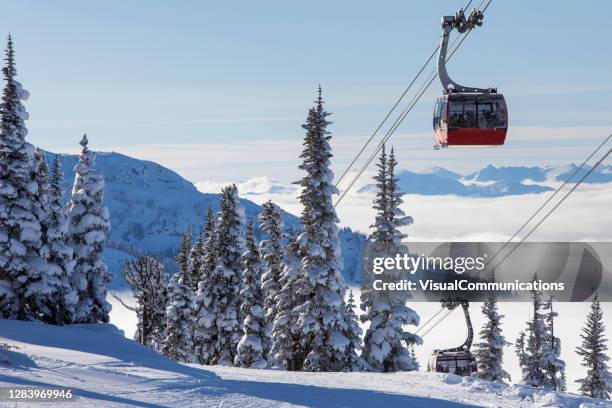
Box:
[201,207,217,278]
[360,145,420,372]
[210,185,244,365]
[0,36,44,320]
[189,229,204,292]
[161,234,195,363]
[516,275,547,387]
[516,330,528,374]
[292,87,351,372]
[43,156,77,324]
[68,135,111,323]
[258,201,283,328]
[473,293,511,382]
[235,222,268,368]
[176,227,193,291]
[193,207,218,365]
[576,294,611,400]
[269,230,304,370]
[343,290,365,371]
[541,296,566,391]
[31,151,76,324]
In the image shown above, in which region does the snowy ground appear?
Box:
[0,320,607,408]
[108,291,612,397]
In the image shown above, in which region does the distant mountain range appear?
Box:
[50,152,611,288]
[357,164,612,197]
[49,151,366,287]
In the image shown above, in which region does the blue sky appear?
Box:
[2,0,612,183]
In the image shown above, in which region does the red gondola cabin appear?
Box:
[433,93,508,147]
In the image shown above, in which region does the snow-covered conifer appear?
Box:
[541,296,566,391]
[258,200,283,327]
[33,153,76,324]
[123,254,167,349]
[161,247,195,362]
[473,293,511,382]
[516,331,528,373]
[292,87,352,372]
[189,229,204,292]
[360,145,420,372]
[176,228,193,290]
[193,207,218,365]
[0,36,44,320]
[517,275,547,387]
[343,290,366,371]
[235,222,268,368]
[576,294,611,400]
[68,134,111,323]
[410,345,419,370]
[201,207,217,278]
[269,230,304,370]
[210,185,244,365]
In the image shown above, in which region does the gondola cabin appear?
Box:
[433,93,508,147]
[427,350,477,376]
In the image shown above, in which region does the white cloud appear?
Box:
[49,125,612,185]
[196,176,298,196]
[206,176,612,242]
[336,183,612,241]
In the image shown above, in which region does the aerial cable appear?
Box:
[335,0,494,207]
[334,25,476,207]
[419,307,454,338]
[483,133,612,270]
[334,0,475,188]
[334,46,440,188]
[487,146,612,273]
[414,306,445,335]
[419,137,611,337]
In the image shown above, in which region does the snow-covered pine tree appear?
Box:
[541,296,566,391]
[202,207,217,278]
[0,36,44,320]
[176,227,193,291]
[161,236,195,362]
[189,229,204,292]
[43,156,77,324]
[210,185,244,365]
[26,148,52,319]
[68,134,111,323]
[292,87,353,372]
[343,290,366,371]
[410,345,419,370]
[269,230,304,370]
[258,201,283,328]
[516,331,528,373]
[473,293,511,382]
[517,274,547,387]
[123,254,168,349]
[31,151,77,324]
[576,294,611,400]
[235,222,268,368]
[360,145,420,372]
[193,207,218,365]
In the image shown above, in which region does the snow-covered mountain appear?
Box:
[2,319,605,407]
[358,164,612,197]
[48,151,366,287]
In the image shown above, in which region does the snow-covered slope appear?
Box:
[1,320,605,407]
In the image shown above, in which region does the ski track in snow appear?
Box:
[0,320,608,407]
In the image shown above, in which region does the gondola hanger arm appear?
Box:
[437,8,493,94]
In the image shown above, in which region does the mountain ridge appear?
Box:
[47,150,366,286]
